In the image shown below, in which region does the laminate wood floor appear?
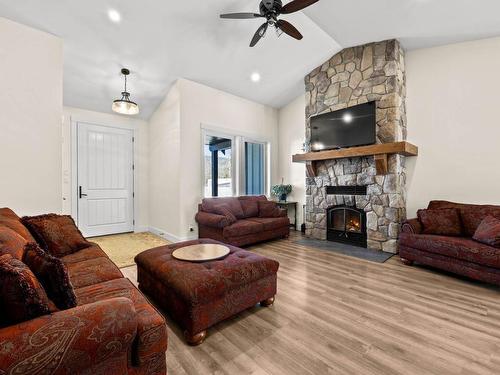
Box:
[121,233,500,375]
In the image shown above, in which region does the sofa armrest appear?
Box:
[0,297,138,374]
[195,211,230,228]
[401,218,423,234]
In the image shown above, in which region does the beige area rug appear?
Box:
[91,232,170,268]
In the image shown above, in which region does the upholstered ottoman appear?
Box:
[135,238,279,345]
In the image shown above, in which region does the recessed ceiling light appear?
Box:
[251,72,261,83]
[108,9,121,23]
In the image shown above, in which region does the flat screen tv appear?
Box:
[310,101,376,151]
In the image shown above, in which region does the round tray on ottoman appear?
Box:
[171,244,230,263]
[134,239,279,346]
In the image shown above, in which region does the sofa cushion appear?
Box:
[428,201,500,237]
[202,197,244,219]
[67,257,123,289]
[75,278,168,366]
[258,201,281,218]
[238,195,267,218]
[0,254,51,326]
[417,208,462,236]
[399,233,500,269]
[22,214,91,258]
[212,204,238,224]
[0,208,35,242]
[247,217,290,231]
[473,216,500,248]
[23,242,77,310]
[60,243,108,264]
[223,219,264,238]
[0,226,28,260]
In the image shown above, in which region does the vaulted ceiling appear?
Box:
[1,0,499,119]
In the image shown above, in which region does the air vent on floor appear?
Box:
[326,185,367,196]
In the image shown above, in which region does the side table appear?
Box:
[275,201,298,230]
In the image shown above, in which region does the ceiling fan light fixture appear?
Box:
[220,0,316,47]
[112,68,139,116]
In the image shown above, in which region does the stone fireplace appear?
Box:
[304,39,407,253]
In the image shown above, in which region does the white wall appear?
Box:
[0,18,63,215]
[62,107,150,231]
[278,95,306,227]
[148,82,182,241]
[405,36,500,217]
[148,79,279,241]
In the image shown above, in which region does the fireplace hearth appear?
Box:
[327,205,367,248]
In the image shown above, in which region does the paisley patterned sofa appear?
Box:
[0,208,168,375]
[399,201,500,286]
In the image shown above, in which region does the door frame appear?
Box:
[70,117,136,232]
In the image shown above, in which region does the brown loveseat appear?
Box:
[0,208,168,374]
[195,196,290,247]
[399,201,500,286]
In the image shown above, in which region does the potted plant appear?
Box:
[272,178,293,202]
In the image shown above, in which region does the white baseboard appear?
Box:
[134,225,149,233]
[148,226,197,243]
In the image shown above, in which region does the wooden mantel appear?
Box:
[292,141,418,176]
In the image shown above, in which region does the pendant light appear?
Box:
[112,68,139,115]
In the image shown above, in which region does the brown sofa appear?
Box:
[195,196,290,247]
[0,208,168,374]
[399,201,500,286]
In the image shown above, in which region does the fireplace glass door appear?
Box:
[330,208,362,233]
[327,205,367,248]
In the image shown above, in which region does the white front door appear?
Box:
[77,123,134,237]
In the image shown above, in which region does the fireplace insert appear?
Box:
[327,205,367,248]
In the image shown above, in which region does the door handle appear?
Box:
[79,186,88,199]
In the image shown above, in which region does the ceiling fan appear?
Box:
[220,0,319,47]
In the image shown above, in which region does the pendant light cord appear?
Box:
[124,73,128,93]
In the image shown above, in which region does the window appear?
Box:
[244,142,265,195]
[204,135,233,197]
[202,130,269,198]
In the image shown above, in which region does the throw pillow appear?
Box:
[473,216,500,248]
[23,243,77,310]
[258,201,281,218]
[0,226,28,260]
[460,208,500,237]
[22,214,91,258]
[417,208,463,236]
[0,254,51,326]
[212,205,238,224]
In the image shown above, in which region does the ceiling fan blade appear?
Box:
[250,23,269,47]
[281,0,319,14]
[220,13,263,19]
[276,20,303,40]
